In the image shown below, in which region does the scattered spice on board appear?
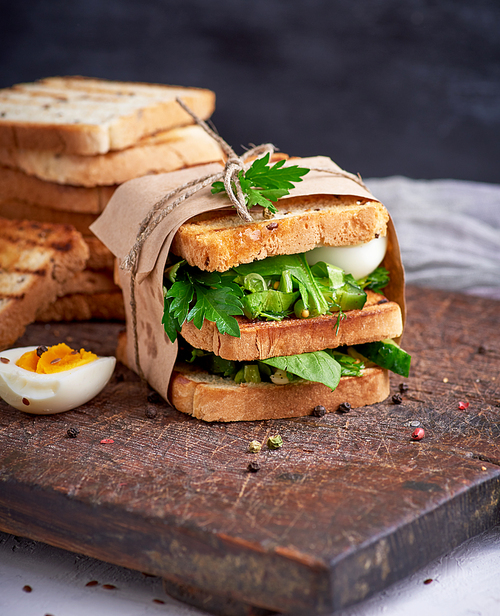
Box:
[392,393,403,404]
[247,461,261,473]
[458,401,470,410]
[100,438,114,444]
[411,428,425,441]
[338,402,351,414]
[312,405,326,417]
[267,435,283,450]
[248,440,262,453]
[67,427,80,438]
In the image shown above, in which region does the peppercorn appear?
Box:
[312,405,326,417]
[248,440,262,453]
[36,345,48,357]
[67,427,80,438]
[338,402,351,414]
[247,461,261,473]
[392,393,403,404]
[267,435,283,450]
[145,407,157,419]
[411,427,425,441]
[399,383,409,393]
[147,391,162,404]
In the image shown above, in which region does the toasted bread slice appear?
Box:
[115,331,390,422]
[180,291,402,362]
[171,196,389,272]
[36,290,125,322]
[0,124,224,187]
[0,218,89,349]
[0,165,116,214]
[0,77,216,155]
[84,236,115,272]
[0,199,98,235]
[56,270,118,297]
[169,363,390,422]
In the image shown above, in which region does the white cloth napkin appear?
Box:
[366,177,500,299]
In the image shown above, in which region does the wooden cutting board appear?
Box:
[0,285,499,616]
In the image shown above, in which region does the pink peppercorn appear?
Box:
[411,428,425,441]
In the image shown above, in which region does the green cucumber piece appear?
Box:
[354,339,411,377]
[338,282,367,311]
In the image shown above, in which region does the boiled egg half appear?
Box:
[0,344,116,415]
[306,235,388,280]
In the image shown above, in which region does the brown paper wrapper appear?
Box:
[90,156,405,402]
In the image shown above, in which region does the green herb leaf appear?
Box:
[356,266,390,294]
[187,282,243,337]
[327,351,365,377]
[211,153,309,213]
[261,350,342,391]
[235,253,329,316]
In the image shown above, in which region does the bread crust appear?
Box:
[169,363,390,422]
[180,291,403,361]
[0,77,216,155]
[36,290,125,322]
[0,218,89,349]
[171,196,389,272]
[0,125,223,187]
[0,165,116,214]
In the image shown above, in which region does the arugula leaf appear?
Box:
[356,266,390,294]
[261,351,341,391]
[211,153,309,213]
[327,351,365,377]
[235,253,329,316]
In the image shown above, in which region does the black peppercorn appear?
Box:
[145,407,157,419]
[247,461,260,473]
[399,383,409,393]
[338,402,351,414]
[36,345,48,357]
[312,405,326,417]
[392,393,403,404]
[147,391,163,404]
[67,427,80,438]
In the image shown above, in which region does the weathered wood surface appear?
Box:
[0,285,499,615]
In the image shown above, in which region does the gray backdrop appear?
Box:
[1,0,499,183]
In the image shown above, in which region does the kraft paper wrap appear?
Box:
[90,156,405,402]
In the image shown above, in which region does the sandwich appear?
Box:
[93,153,410,422]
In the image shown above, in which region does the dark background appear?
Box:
[1,0,499,183]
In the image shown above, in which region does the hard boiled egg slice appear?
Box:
[0,346,116,414]
[306,235,388,280]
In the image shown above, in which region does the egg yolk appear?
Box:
[16,343,98,374]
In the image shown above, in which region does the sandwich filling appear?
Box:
[162,248,411,391]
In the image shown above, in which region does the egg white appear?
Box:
[0,346,116,415]
[306,235,388,280]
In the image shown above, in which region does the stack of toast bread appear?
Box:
[0,76,223,322]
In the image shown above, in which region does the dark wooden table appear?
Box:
[0,285,499,616]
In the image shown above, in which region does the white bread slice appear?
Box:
[84,236,115,272]
[0,76,216,155]
[0,125,224,187]
[36,290,125,322]
[171,196,389,272]
[115,331,390,422]
[180,290,403,362]
[169,363,390,422]
[0,165,116,214]
[0,218,89,349]
[0,199,98,235]
[56,269,118,297]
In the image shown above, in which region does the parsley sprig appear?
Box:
[211,153,310,214]
[163,266,244,343]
